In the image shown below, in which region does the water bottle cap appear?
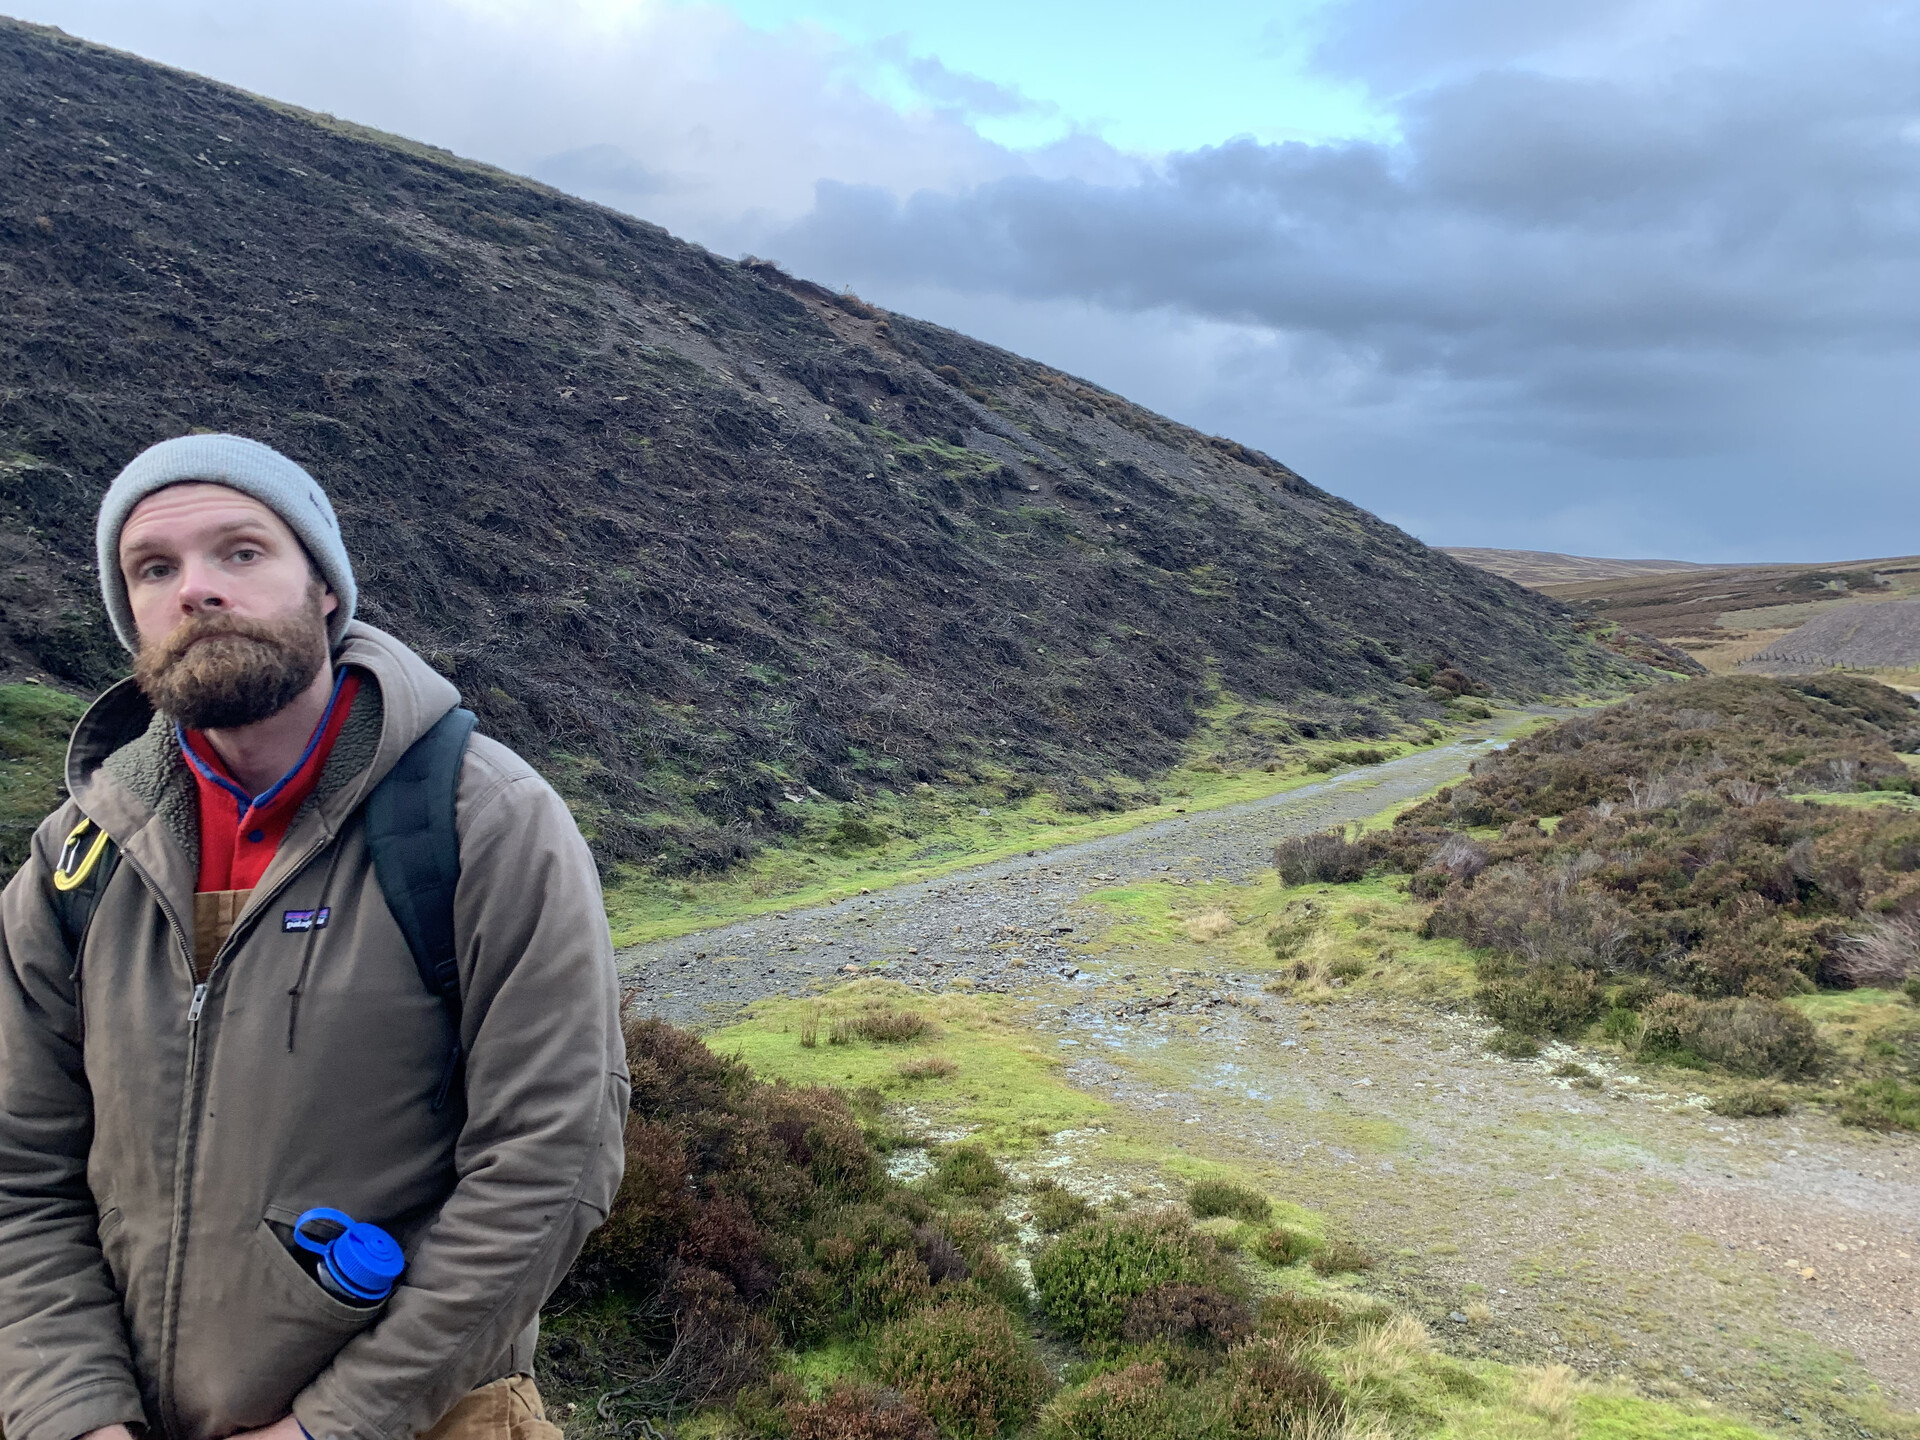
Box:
[327,1222,404,1298]
[293,1207,404,1301]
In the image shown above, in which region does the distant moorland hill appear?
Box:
[1532,557,1920,676]
[0,18,1645,873]
[1441,547,1719,586]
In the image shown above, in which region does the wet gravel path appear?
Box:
[620,713,1542,1024]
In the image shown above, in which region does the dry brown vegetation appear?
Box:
[1535,557,1920,646]
[1285,674,1920,1118]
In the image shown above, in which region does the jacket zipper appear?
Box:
[107,846,200,1440]
[121,831,335,1440]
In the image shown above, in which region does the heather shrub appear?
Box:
[554,1018,893,1413]
[921,1210,1027,1310]
[1430,667,1487,698]
[806,1204,929,1330]
[931,1143,1008,1198]
[786,1384,937,1440]
[1027,1178,1095,1234]
[1429,863,1633,973]
[914,1224,970,1286]
[1638,995,1820,1077]
[1035,1361,1187,1440]
[1390,675,1920,1021]
[1274,830,1370,885]
[1441,782,1497,828]
[1332,747,1389,766]
[1222,1338,1344,1434]
[1430,831,1490,882]
[873,1297,1050,1440]
[1033,1210,1238,1348]
[1119,1283,1252,1351]
[1477,965,1603,1037]
[1187,1179,1271,1224]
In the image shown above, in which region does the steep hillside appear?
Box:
[0,18,1642,872]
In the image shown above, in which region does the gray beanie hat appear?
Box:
[96,434,357,652]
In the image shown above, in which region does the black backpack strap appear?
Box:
[365,707,476,1107]
[51,817,121,958]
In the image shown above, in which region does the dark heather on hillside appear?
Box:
[0,19,1642,869]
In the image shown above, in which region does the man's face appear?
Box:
[119,483,339,730]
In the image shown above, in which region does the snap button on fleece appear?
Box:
[246,829,266,843]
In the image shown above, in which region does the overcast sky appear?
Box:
[20,0,1919,561]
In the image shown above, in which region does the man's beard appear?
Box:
[134,589,330,732]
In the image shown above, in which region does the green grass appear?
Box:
[1,682,91,883]
[710,980,1113,1152]
[601,701,1524,946]
[1084,871,1480,1006]
[1786,790,1920,810]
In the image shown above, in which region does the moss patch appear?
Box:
[711,981,1111,1151]
[1084,871,1480,1006]
[1,682,89,884]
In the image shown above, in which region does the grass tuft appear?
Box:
[1187,1179,1272,1224]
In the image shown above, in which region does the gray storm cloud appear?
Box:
[772,58,1918,385]
[758,15,1919,558]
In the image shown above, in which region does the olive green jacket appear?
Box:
[0,623,628,1440]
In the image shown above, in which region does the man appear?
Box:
[0,435,628,1440]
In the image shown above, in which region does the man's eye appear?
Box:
[139,562,174,581]
[231,547,260,563]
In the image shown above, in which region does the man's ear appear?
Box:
[310,566,339,619]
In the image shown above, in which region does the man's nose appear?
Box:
[176,558,228,611]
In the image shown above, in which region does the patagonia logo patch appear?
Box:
[282,907,331,933]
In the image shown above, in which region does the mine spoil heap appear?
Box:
[1744,600,1920,674]
[0,18,1642,870]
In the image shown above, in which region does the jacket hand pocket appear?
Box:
[251,1218,389,1333]
[168,1221,387,1440]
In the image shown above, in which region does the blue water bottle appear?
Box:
[293,1207,405,1307]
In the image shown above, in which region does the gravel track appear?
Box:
[621,714,1539,1023]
